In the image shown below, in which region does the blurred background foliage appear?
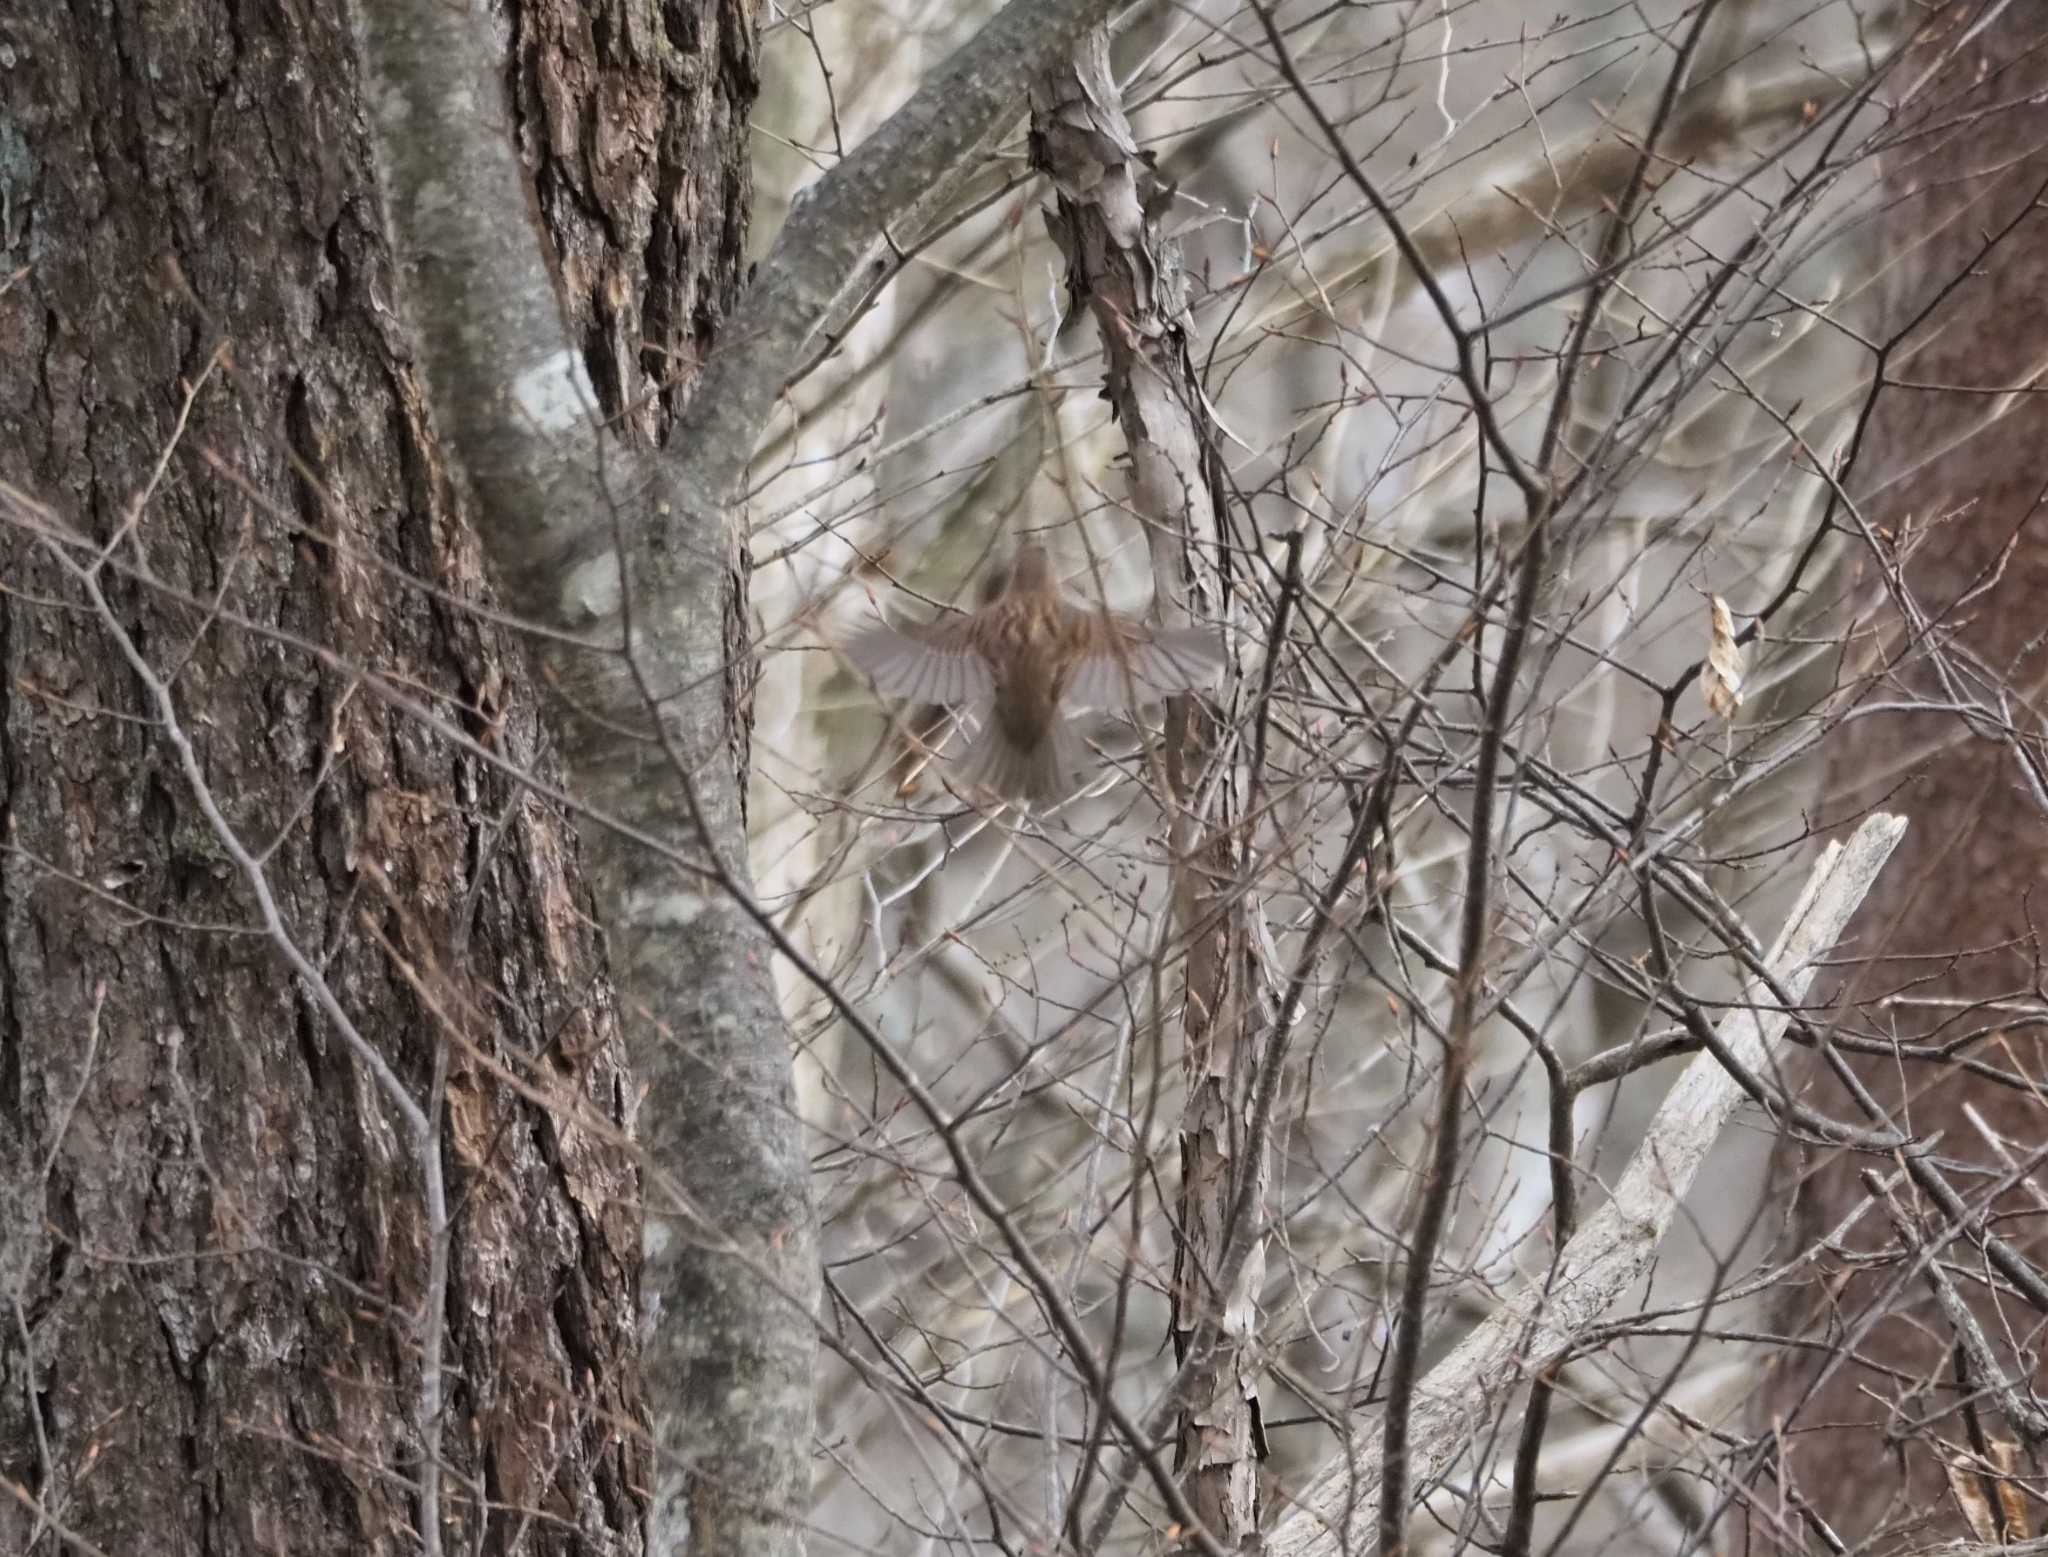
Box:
[741,2,1911,1548]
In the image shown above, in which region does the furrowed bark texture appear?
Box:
[0,1,713,1551]
[357,0,1132,1549]
[349,4,820,1556]
[1769,7,2048,1548]
[506,0,759,447]
[1031,33,1271,1545]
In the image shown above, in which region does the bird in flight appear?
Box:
[843,542,1225,805]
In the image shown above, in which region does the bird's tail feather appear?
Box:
[954,713,1091,806]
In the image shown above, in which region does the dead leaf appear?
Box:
[1944,1442,2029,1543]
[1700,596,1745,719]
[1991,1439,2031,1539]
[1945,1452,1998,1543]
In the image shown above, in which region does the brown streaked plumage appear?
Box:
[843,542,1225,805]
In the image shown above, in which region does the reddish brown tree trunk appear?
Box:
[1768,5,2048,1550]
[0,2,753,1552]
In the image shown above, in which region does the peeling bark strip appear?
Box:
[1031,32,1275,1548]
[1265,814,1908,1557]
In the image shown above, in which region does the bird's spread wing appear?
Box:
[1063,624,1226,710]
[843,618,996,706]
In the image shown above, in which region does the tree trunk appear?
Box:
[0,2,753,1552]
[1768,5,2048,1550]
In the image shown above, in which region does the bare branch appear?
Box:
[1266,813,1909,1557]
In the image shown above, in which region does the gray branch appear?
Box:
[677,0,1128,521]
[347,0,1127,1553]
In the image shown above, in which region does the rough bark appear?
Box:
[348,4,818,1553]
[353,0,1131,1552]
[0,1,753,1553]
[1030,33,1272,1547]
[1767,5,2048,1549]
